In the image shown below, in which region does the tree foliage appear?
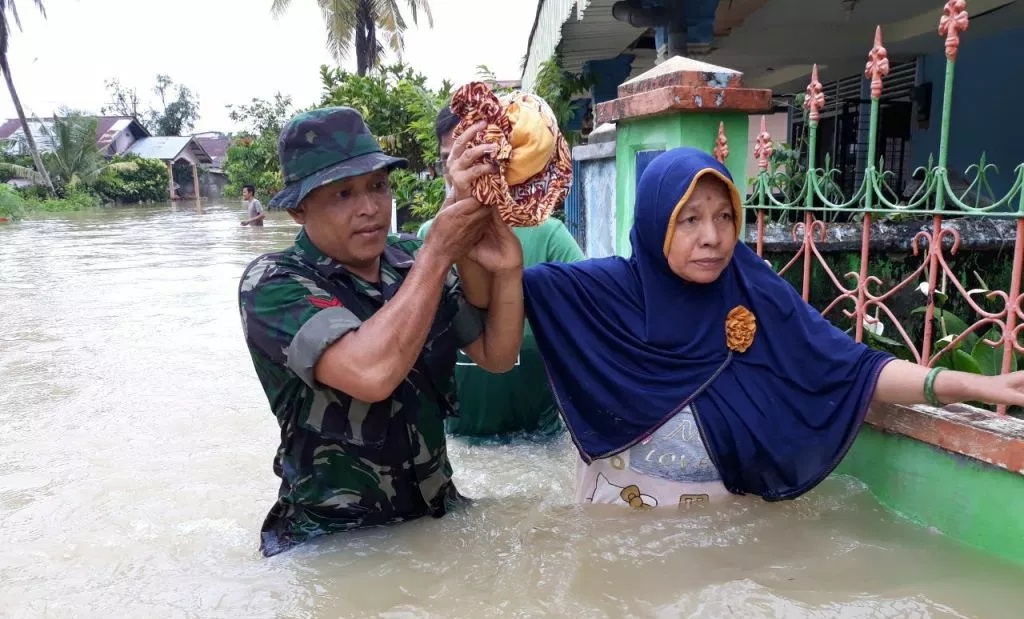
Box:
[533,55,592,146]
[223,93,294,198]
[1,0,56,193]
[319,62,451,170]
[101,74,200,136]
[221,65,450,226]
[93,154,169,203]
[0,114,137,193]
[271,0,433,76]
[0,115,166,204]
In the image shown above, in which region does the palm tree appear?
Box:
[0,115,136,189]
[0,0,54,194]
[271,0,433,76]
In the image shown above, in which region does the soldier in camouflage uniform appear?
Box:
[238,107,524,557]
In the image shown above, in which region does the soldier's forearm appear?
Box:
[314,252,451,402]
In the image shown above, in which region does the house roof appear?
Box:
[126,136,213,164]
[0,117,57,151]
[192,133,230,167]
[0,115,149,149]
[96,117,150,151]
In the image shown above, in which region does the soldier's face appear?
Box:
[290,169,393,270]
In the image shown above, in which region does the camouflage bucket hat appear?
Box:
[268,106,408,209]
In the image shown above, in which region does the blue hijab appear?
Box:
[523,147,893,501]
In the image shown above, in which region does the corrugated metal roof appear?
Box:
[125,136,190,158]
[125,136,213,165]
[557,0,651,74]
[522,0,584,91]
[126,136,191,159]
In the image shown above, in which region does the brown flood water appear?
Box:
[1,202,1022,618]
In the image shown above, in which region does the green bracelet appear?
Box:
[924,366,946,407]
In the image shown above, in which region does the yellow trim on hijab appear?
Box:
[661,168,744,257]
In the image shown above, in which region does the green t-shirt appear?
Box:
[417,216,585,439]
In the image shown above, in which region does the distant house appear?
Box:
[0,115,150,157]
[125,136,214,199]
[1,116,232,200]
[191,131,231,198]
[192,132,230,171]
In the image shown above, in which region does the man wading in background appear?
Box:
[240,184,265,227]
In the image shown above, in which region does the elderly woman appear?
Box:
[522,147,1024,508]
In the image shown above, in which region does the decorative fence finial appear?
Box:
[865,25,890,99]
[939,0,969,60]
[754,116,773,171]
[805,64,826,124]
[714,122,729,163]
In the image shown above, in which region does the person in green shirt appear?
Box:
[418,106,585,440]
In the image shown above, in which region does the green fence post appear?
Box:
[593,57,773,256]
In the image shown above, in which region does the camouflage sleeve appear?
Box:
[240,267,362,389]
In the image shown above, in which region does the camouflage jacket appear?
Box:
[238,228,485,556]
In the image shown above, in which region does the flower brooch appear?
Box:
[726,305,756,353]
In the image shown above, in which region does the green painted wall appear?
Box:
[837,426,1024,566]
[613,112,750,256]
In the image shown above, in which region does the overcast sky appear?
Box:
[4,0,536,133]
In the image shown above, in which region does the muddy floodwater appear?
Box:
[2,203,1022,618]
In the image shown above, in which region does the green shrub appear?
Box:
[391,169,444,230]
[93,154,169,203]
[0,184,28,220]
[24,187,100,212]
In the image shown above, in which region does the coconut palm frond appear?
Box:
[271,0,429,73]
[0,161,43,183]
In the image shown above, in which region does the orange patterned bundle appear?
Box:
[450,82,573,227]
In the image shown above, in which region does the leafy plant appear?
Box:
[0,183,27,219]
[271,0,434,76]
[0,152,33,183]
[532,55,592,146]
[391,168,444,223]
[910,273,1022,376]
[223,94,294,198]
[475,65,517,96]
[93,154,169,203]
[102,74,201,136]
[23,186,99,212]
[319,62,451,169]
[1,0,56,194]
[0,114,137,192]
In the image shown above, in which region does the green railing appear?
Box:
[733,0,1024,411]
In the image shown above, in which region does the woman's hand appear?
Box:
[966,371,1024,407]
[446,122,498,202]
[874,359,1024,407]
[467,207,523,275]
[421,197,490,266]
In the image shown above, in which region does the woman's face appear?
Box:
[665,176,738,284]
